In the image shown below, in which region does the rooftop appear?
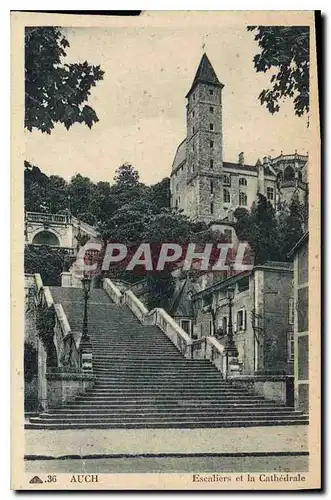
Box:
[186,53,224,97]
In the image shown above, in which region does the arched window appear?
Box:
[223,188,231,203]
[239,177,247,186]
[239,192,247,206]
[32,230,60,246]
[284,165,295,181]
[223,174,231,186]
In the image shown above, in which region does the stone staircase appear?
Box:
[27,287,308,429]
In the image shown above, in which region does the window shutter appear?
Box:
[243,310,247,331]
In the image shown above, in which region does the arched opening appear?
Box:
[284,165,295,181]
[32,230,60,246]
[298,170,303,181]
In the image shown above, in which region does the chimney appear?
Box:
[238,152,244,165]
[263,156,269,165]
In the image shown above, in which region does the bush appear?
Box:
[24,245,74,286]
[24,341,37,383]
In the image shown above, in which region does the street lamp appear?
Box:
[226,286,236,347]
[81,274,92,341]
[224,285,239,376]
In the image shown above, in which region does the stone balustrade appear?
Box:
[205,336,225,374]
[123,290,149,323]
[31,273,94,410]
[147,308,193,359]
[26,211,71,225]
[103,278,194,359]
[103,277,123,305]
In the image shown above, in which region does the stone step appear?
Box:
[75,396,268,403]
[59,403,289,412]
[92,359,207,364]
[51,405,294,414]
[92,349,180,354]
[93,373,223,378]
[40,408,305,419]
[36,411,306,422]
[25,418,308,430]
[89,385,250,392]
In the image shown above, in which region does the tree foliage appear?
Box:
[25,27,104,134]
[24,341,38,383]
[24,245,74,286]
[247,26,309,117]
[233,193,305,264]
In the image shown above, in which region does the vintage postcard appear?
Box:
[11,10,320,490]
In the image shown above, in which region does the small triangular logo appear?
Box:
[29,476,43,484]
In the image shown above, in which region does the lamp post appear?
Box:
[80,274,93,372]
[81,274,92,341]
[224,285,239,377]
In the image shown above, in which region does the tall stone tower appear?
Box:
[185,53,224,223]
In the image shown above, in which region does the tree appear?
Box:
[24,161,50,212]
[247,26,309,117]
[278,195,305,257]
[234,193,305,264]
[234,194,280,265]
[25,27,104,134]
[148,177,171,210]
[24,245,74,286]
[68,174,96,224]
[113,162,140,187]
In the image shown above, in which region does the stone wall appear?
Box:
[262,268,294,374]
[46,372,95,409]
[293,235,309,413]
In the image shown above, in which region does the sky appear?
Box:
[24,18,310,186]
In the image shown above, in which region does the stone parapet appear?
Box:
[46,371,95,409]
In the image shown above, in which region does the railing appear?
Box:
[205,336,225,374]
[280,179,307,190]
[103,278,123,305]
[103,278,194,359]
[26,212,71,225]
[33,273,80,369]
[71,216,98,238]
[26,244,76,256]
[150,308,193,359]
[271,154,308,163]
[123,290,149,323]
[190,335,225,376]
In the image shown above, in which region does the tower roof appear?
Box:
[186,53,224,97]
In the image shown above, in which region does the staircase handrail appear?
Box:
[33,274,79,368]
[191,334,225,376]
[103,277,123,305]
[148,307,193,358]
[102,278,194,359]
[123,289,149,322]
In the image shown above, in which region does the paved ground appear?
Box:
[25,426,308,458]
[25,455,308,474]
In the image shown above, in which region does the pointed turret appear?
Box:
[186,53,224,97]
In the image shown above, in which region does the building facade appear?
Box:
[289,232,309,413]
[170,53,308,224]
[25,211,98,250]
[191,261,294,379]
